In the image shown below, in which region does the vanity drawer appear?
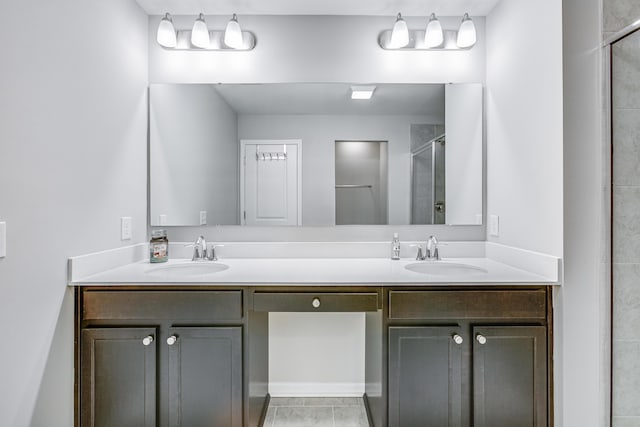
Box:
[83,290,243,321]
[253,292,379,312]
[388,289,547,320]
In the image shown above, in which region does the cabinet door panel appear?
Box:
[81,328,157,427]
[388,327,464,427]
[168,327,242,427]
[473,326,547,427]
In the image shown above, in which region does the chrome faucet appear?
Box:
[191,235,207,261]
[414,235,441,261]
[189,235,222,261]
[426,235,440,260]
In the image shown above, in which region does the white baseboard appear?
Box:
[268,382,365,397]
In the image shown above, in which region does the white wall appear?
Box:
[486,0,564,257]
[0,0,148,426]
[239,114,442,225]
[269,313,366,396]
[150,84,238,226]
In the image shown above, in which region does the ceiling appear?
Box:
[135,0,501,16]
[212,83,445,116]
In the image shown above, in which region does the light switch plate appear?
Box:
[121,217,132,240]
[0,222,5,257]
[200,211,207,225]
[489,214,499,237]
[159,214,167,225]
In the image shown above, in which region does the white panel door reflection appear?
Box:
[241,140,302,226]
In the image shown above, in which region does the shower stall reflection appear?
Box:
[411,131,446,225]
[335,141,388,225]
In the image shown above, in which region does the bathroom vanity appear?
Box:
[72,249,557,427]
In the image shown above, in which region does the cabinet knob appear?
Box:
[312,298,321,308]
[476,334,487,345]
[142,335,154,346]
[166,335,178,346]
[452,334,463,345]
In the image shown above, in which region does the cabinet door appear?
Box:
[473,326,547,427]
[388,327,464,427]
[168,327,242,427]
[81,328,157,427]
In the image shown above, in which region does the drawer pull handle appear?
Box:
[142,335,154,346]
[452,334,463,345]
[476,334,487,345]
[312,298,321,309]
[167,335,178,346]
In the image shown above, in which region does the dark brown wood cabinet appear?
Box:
[388,326,465,427]
[472,326,547,427]
[81,328,157,427]
[77,289,251,427]
[167,327,243,427]
[76,285,551,427]
[383,288,551,427]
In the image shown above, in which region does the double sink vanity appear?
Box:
[70,240,559,427]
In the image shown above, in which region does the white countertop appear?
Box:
[71,256,557,286]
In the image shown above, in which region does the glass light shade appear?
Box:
[191,13,210,48]
[224,14,244,49]
[157,13,177,48]
[389,13,409,49]
[424,13,443,48]
[457,13,476,48]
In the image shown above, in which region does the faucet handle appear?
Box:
[410,244,425,261]
[206,244,224,261]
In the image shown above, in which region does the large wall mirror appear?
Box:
[149,83,482,227]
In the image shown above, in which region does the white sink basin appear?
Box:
[405,262,488,276]
[144,262,229,279]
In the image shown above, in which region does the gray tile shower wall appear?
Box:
[605,0,640,33]
[610,0,640,424]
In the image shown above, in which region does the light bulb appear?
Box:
[424,13,443,48]
[191,13,210,48]
[457,13,476,48]
[224,14,244,49]
[389,13,409,49]
[157,13,177,48]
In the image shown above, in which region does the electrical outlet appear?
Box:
[489,215,499,237]
[0,222,6,258]
[121,217,132,240]
[200,211,207,225]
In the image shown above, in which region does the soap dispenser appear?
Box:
[391,233,401,260]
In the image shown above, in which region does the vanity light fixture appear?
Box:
[350,86,376,100]
[379,11,476,51]
[191,13,210,48]
[224,14,244,49]
[389,13,410,49]
[156,13,177,48]
[157,12,256,51]
[456,13,476,48]
[424,13,444,48]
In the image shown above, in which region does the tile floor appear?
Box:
[264,397,369,427]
